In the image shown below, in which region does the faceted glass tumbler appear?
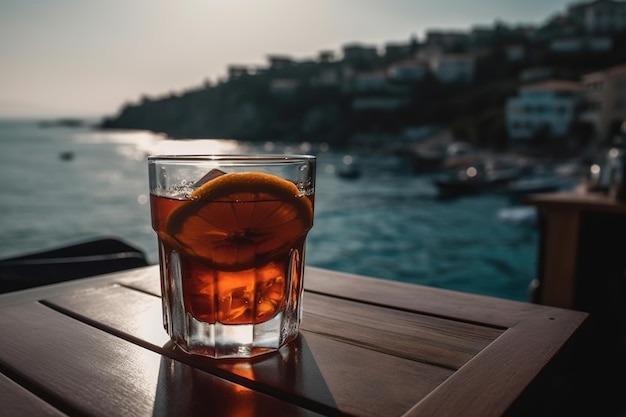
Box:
[148,155,315,358]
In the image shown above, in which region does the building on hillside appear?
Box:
[387,60,428,83]
[520,67,555,83]
[505,44,527,62]
[351,97,410,111]
[267,55,295,69]
[349,70,388,93]
[567,0,626,34]
[519,67,555,83]
[581,64,626,142]
[383,41,415,62]
[318,50,336,63]
[470,26,498,48]
[269,79,299,95]
[549,36,613,53]
[311,68,341,87]
[471,23,536,49]
[532,14,578,42]
[342,43,379,63]
[506,80,585,142]
[429,54,476,83]
[227,65,249,81]
[424,30,470,52]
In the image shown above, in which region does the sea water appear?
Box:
[0,119,539,301]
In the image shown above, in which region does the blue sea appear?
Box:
[0,119,542,301]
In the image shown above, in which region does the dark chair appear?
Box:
[0,237,150,293]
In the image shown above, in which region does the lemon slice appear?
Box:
[165,172,313,270]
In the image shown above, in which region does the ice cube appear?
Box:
[194,168,227,188]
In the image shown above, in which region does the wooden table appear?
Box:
[0,265,589,417]
[525,190,626,415]
[525,190,626,310]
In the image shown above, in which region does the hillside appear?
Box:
[100,28,626,150]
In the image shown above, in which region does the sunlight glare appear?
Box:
[77,129,243,157]
[149,138,243,156]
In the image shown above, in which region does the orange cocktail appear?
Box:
[148,156,315,358]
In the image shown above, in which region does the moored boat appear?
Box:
[434,162,526,197]
[336,155,362,179]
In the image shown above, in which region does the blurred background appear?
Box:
[2,0,625,301]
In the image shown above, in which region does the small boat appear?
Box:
[39,118,86,128]
[497,206,538,226]
[397,141,475,174]
[407,150,446,173]
[336,155,362,179]
[503,176,573,203]
[435,162,525,198]
[59,151,74,161]
[0,237,149,293]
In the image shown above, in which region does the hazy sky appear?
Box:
[0,0,575,118]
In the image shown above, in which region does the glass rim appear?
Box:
[147,154,315,162]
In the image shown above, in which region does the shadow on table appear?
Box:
[153,335,336,416]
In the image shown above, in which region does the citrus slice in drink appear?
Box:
[165,172,313,270]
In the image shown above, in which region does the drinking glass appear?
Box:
[148,155,316,358]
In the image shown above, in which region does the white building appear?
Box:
[506,80,584,141]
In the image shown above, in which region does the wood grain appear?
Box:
[0,303,322,417]
[42,284,453,417]
[526,190,626,215]
[0,373,67,417]
[540,209,580,308]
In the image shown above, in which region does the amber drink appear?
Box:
[148,155,315,358]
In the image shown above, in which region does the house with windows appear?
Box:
[269,79,299,95]
[506,80,585,142]
[429,54,476,84]
[387,60,428,83]
[341,43,379,63]
[350,70,388,93]
[581,64,626,142]
[424,30,470,52]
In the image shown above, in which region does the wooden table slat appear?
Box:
[0,373,68,417]
[96,266,543,329]
[41,284,453,417]
[404,309,587,417]
[0,303,323,417]
[303,292,501,368]
[302,267,553,328]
